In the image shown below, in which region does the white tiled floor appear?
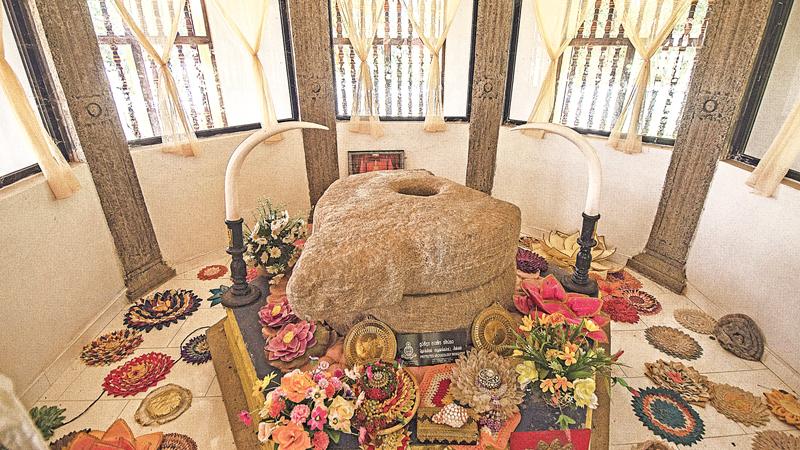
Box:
[35,259,800,449]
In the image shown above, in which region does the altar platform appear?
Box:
[207,272,611,449]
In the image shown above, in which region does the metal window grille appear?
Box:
[554,0,710,140]
[87,0,228,141]
[331,0,438,119]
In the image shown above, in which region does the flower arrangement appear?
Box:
[253,363,357,450]
[245,199,307,284]
[350,361,418,446]
[511,312,627,429]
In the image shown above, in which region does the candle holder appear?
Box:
[221,218,261,308]
[559,213,600,297]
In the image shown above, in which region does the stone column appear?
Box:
[287,0,341,210]
[32,0,175,299]
[465,0,515,194]
[628,0,771,292]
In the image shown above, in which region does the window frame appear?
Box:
[729,0,800,183]
[0,0,74,189]
[502,0,707,147]
[329,0,478,123]
[125,0,300,148]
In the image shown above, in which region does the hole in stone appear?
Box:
[395,183,439,197]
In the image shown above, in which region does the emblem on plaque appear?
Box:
[471,303,517,356]
[344,318,397,366]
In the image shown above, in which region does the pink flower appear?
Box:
[238,410,253,427]
[290,404,311,424]
[259,297,297,328]
[266,321,317,362]
[329,377,342,391]
[312,431,330,450]
[308,405,328,431]
[358,427,368,444]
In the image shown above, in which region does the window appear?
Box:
[87,0,297,143]
[330,0,475,120]
[1,1,72,188]
[506,0,710,143]
[731,0,800,182]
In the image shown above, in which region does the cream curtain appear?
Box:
[746,100,800,197]
[402,0,461,132]
[112,0,198,156]
[337,0,384,138]
[0,8,79,199]
[523,0,591,139]
[609,0,691,154]
[209,0,282,142]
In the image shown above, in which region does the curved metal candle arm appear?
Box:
[511,122,603,296]
[222,121,328,308]
[510,122,602,217]
[224,121,329,221]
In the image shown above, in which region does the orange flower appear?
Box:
[280,369,316,403]
[563,343,579,354]
[545,349,561,361]
[271,421,312,450]
[540,378,556,394]
[554,375,573,392]
[548,313,566,325]
[558,351,577,366]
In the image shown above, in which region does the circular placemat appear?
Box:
[714,314,765,361]
[710,383,770,427]
[674,309,717,335]
[160,433,199,450]
[765,389,800,430]
[602,296,640,323]
[644,360,710,406]
[102,352,175,397]
[124,289,201,332]
[181,334,211,365]
[608,269,643,290]
[196,264,227,280]
[471,303,516,356]
[631,387,704,446]
[135,384,192,426]
[752,431,800,450]
[344,319,397,366]
[80,329,143,366]
[624,289,662,315]
[632,440,676,450]
[645,326,703,360]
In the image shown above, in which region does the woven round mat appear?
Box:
[181,333,211,365]
[196,264,227,280]
[709,383,770,427]
[752,431,800,450]
[644,360,711,406]
[624,290,661,315]
[713,314,764,361]
[631,387,704,446]
[160,433,198,450]
[102,352,175,397]
[124,289,201,332]
[645,326,703,360]
[673,309,717,335]
[631,440,676,450]
[765,389,800,430]
[80,329,143,366]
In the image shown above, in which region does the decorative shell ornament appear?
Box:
[528,230,623,277]
[751,430,800,450]
[710,383,771,427]
[644,360,711,406]
[714,314,765,361]
[765,389,800,430]
[644,326,703,360]
[450,349,524,420]
[673,309,717,335]
[432,403,470,428]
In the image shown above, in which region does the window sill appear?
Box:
[499,122,675,151]
[0,162,86,202]
[722,159,800,192]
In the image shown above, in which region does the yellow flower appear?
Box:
[573,378,597,408]
[584,319,600,332]
[545,349,561,361]
[554,375,573,392]
[520,315,534,332]
[253,372,277,398]
[269,247,282,258]
[327,396,355,433]
[512,349,523,357]
[559,351,577,366]
[540,378,556,394]
[563,343,579,354]
[515,361,538,387]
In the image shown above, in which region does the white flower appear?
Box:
[269,247,282,258]
[588,393,599,409]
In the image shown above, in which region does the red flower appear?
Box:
[102,352,174,397]
[312,431,330,450]
[239,410,253,427]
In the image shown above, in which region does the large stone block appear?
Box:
[287,170,521,333]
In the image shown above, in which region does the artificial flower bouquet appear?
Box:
[512,312,627,429]
[254,363,357,450]
[245,199,307,284]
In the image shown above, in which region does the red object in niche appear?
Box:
[348,151,404,175]
[510,429,591,450]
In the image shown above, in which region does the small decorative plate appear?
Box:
[344,319,397,366]
[471,303,516,356]
[765,389,800,430]
[134,384,192,426]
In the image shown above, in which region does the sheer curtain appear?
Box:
[208,0,282,142]
[337,0,384,137]
[747,100,800,196]
[609,0,691,154]
[523,0,590,139]
[112,0,198,156]
[0,7,79,199]
[402,0,461,132]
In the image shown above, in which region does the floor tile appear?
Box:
[42,399,129,443]
[100,309,185,350]
[609,377,658,445]
[40,358,86,402]
[167,308,227,348]
[205,376,222,397]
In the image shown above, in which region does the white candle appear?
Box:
[511,122,602,216]
[224,122,329,221]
